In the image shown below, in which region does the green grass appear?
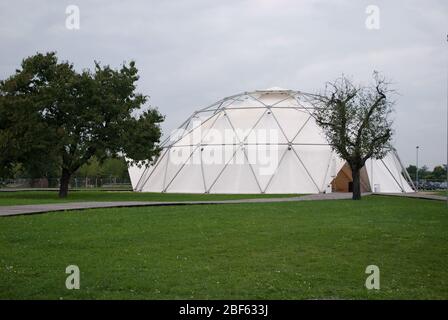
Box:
[0,195,447,299]
[0,190,299,206]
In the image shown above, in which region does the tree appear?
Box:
[0,52,164,197]
[418,165,429,180]
[406,165,417,181]
[77,157,101,188]
[0,54,58,179]
[314,73,394,200]
[75,156,130,185]
[100,157,129,180]
[433,165,447,181]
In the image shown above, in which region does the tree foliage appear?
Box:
[76,156,129,180]
[406,164,447,181]
[314,73,394,200]
[0,52,164,197]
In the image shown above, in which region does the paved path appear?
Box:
[376,192,447,201]
[3,192,444,218]
[0,193,357,217]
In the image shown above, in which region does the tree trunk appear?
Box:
[59,168,71,198]
[351,166,362,200]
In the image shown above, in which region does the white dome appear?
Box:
[258,86,289,91]
[129,90,414,194]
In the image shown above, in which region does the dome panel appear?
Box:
[265,146,319,193]
[163,146,196,190]
[209,147,261,193]
[271,108,311,142]
[293,116,328,145]
[225,94,265,109]
[139,150,169,192]
[293,145,333,192]
[365,152,411,193]
[201,112,239,145]
[246,111,288,144]
[128,160,147,191]
[174,113,220,147]
[166,148,205,193]
[245,144,287,191]
[225,108,267,142]
[201,145,238,191]
[185,112,212,131]
[257,92,291,107]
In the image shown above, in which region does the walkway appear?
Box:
[2,192,444,218]
[0,193,356,217]
[376,192,447,201]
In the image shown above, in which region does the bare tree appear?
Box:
[314,73,394,200]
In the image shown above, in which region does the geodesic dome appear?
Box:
[128,87,414,194]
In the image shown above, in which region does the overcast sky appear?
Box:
[0,0,447,168]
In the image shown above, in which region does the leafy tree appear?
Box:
[0,52,163,197]
[314,73,394,200]
[77,158,101,178]
[432,165,446,180]
[0,54,58,179]
[76,156,129,181]
[406,165,417,181]
[407,164,447,182]
[77,157,101,188]
[418,165,429,180]
[100,157,129,180]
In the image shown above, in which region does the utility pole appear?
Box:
[416,146,419,192]
[446,34,448,206]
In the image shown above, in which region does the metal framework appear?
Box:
[128,88,414,194]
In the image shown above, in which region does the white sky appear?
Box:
[0,0,447,168]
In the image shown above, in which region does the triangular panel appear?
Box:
[128,164,146,191]
[201,112,239,145]
[162,146,196,190]
[141,153,169,192]
[293,116,328,144]
[245,144,285,191]
[209,147,260,193]
[175,113,220,147]
[271,108,311,142]
[293,145,333,192]
[201,145,238,191]
[246,112,288,144]
[225,108,267,142]
[366,154,406,193]
[266,147,318,193]
[389,152,413,192]
[166,148,205,193]
[258,93,292,107]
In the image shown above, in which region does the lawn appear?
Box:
[0,190,299,206]
[0,195,447,299]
